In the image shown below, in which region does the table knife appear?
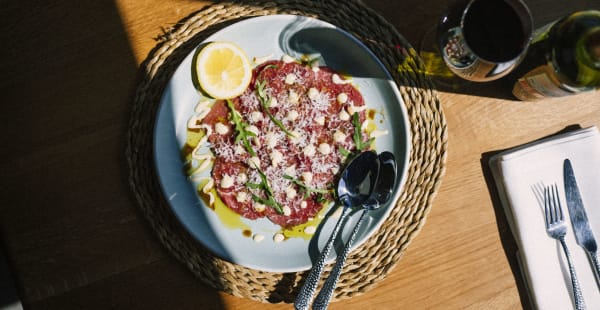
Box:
[564,159,600,285]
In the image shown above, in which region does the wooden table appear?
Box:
[1,0,599,309]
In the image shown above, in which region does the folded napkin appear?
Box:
[490,126,600,309]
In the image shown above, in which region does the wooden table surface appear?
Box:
[2,0,599,309]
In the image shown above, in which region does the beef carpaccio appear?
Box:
[191,57,371,228]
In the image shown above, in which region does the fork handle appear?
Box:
[589,251,600,288]
[294,206,351,310]
[559,237,586,310]
[312,209,368,310]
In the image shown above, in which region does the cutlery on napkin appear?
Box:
[489,126,600,309]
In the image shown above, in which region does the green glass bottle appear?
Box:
[512,10,600,100]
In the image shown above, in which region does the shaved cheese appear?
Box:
[246,125,260,136]
[332,74,352,84]
[285,73,296,85]
[304,226,316,235]
[301,172,313,185]
[236,191,250,203]
[250,111,263,123]
[270,149,283,167]
[215,122,229,135]
[339,110,351,121]
[347,104,367,115]
[308,88,319,100]
[333,130,346,143]
[303,144,316,157]
[273,233,285,242]
[265,131,278,149]
[237,173,248,184]
[337,93,348,104]
[284,165,297,177]
[247,156,261,169]
[253,202,266,212]
[288,90,299,104]
[318,143,332,155]
[287,110,299,121]
[285,186,297,200]
[221,175,234,189]
[282,206,292,216]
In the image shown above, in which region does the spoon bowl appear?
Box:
[364,151,397,210]
[294,151,380,310]
[337,151,380,208]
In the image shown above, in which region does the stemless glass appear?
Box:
[430,0,533,83]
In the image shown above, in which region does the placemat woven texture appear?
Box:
[127,0,447,303]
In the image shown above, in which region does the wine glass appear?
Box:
[419,0,533,86]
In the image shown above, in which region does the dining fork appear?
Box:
[543,184,586,310]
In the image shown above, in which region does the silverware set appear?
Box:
[538,159,600,309]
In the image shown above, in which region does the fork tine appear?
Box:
[544,186,551,226]
[553,184,563,221]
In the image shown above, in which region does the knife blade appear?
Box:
[563,158,600,284]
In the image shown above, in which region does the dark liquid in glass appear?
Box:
[463,0,526,62]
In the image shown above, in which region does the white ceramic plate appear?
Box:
[154,15,410,272]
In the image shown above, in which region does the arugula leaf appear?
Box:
[251,169,284,214]
[255,80,296,137]
[283,175,331,199]
[226,99,256,157]
[352,112,374,152]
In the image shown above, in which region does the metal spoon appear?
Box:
[312,151,397,310]
[294,151,380,310]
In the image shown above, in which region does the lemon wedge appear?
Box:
[196,41,252,99]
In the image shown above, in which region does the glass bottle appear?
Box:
[511,10,600,101]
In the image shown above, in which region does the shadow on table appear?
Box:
[0,0,228,308]
[480,150,534,310]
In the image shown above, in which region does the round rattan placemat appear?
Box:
[127,0,447,304]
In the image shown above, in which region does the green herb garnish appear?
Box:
[247,169,284,214]
[301,55,320,67]
[255,80,296,137]
[352,112,374,152]
[226,99,257,157]
[283,175,331,199]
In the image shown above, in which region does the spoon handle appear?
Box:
[312,209,368,310]
[294,206,351,310]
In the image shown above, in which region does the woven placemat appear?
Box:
[127,0,447,303]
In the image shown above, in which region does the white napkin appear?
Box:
[490,126,600,309]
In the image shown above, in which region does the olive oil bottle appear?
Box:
[511,10,600,100]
